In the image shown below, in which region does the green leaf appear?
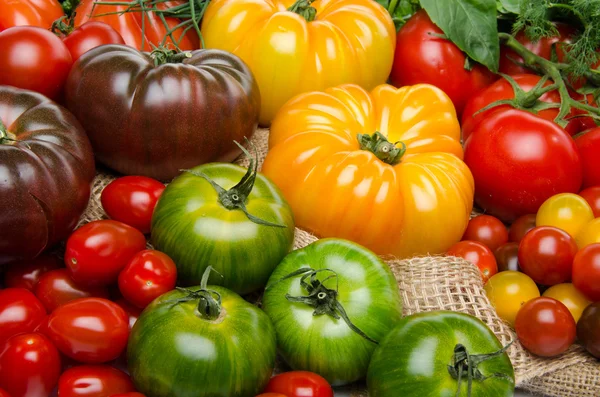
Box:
[497,0,522,14]
[376,0,421,31]
[420,0,500,73]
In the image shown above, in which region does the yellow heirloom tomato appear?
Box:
[262,83,474,258]
[200,0,396,125]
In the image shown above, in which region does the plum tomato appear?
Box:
[3,254,62,291]
[58,365,135,397]
[34,269,110,312]
[0,288,46,345]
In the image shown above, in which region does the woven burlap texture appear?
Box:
[79,128,599,397]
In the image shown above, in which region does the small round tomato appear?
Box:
[111,394,146,397]
[0,288,46,345]
[118,250,177,309]
[484,271,540,326]
[101,176,166,234]
[509,214,537,243]
[577,302,600,358]
[518,226,578,286]
[263,371,333,397]
[575,127,600,189]
[462,215,508,251]
[536,193,594,238]
[58,365,135,397]
[4,254,62,291]
[494,242,521,272]
[65,220,146,287]
[515,297,576,357]
[114,299,142,330]
[0,332,61,397]
[447,240,498,283]
[576,218,600,250]
[63,22,125,62]
[42,298,129,364]
[543,283,592,323]
[572,243,600,302]
[579,186,600,218]
[34,269,110,312]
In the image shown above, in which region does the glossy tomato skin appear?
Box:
[101,176,166,234]
[65,220,146,287]
[462,215,508,251]
[0,388,10,397]
[484,271,540,326]
[577,302,600,358]
[464,109,582,222]
[0,0,63,31]
[580,186,600,218]
[0,332,61,397]
[4,254,62,291]
[536,193,594,238]
[367,311,514,396]
[42,298,129,364]
[111,394,146,397]
[264,372,333,397]
[576,218,600,250]
[509,214,537,243]
[572,243,600,302]
[575,127,600,189]
[447,240,498,283]
[495,242,521,272]
[58,365,135,397]
[515,297,576,357]
[543,283,592,323]
[35,269,110,312]
[0,288,46,345]
[63,22,125,62]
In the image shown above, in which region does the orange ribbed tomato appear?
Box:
[262,84,474,258]
[201,0,395,126]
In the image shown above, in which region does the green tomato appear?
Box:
[367,311,515,397]
[262,238,403,386]
[151,158,295,294]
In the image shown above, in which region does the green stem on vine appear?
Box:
[51,15,75,36]
[149,47,192,66]
[357,132,406,165]
[287,0,317,22]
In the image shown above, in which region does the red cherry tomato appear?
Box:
[515,297,576,357]
[62,21,125,62]
[0,0,64,31]
[0,288,46,345]
[264,371,333,397]
[462,215,508,251]
[494,242,521,272]
[0,332,61,397]
[114,298,142,330]
[580,186,600,218]
[572,243,600,302]
[111,394,146,397]
[65,220,146,287]
[41,298,129,364]
[34,269,110,312]
[509,214,537,243]
[4,254,62,291]
[447,240,498,283]
[575,127,600,190]
[0,26,72,100]
[518,226,578,286]
[58,365,135,397]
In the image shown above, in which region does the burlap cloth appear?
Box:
[78,128,599,397]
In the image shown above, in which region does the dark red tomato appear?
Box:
[447,240,498,283]
[264,371,333,397]
[65,220,146,287]
[495,242,521,272]
[577,302,600,359]
[572,243,600,302]
[464,109,582,222]
[4,254,62,291]
[101,176,166,234]
[34,269,110,312]
[118,250,177,309]
[114,299,142,330]
[0,27,72,100]
[111,394,146,397]
[63,22,125,62]
[0,333,61,397]
[580,186,600,218]
[0,288,46,345]
[42,298,129,364]
[509,214,538,243]
[0,0,64,31]
[518,226,578,286]
[389,10,496,115]
[515,297,576,357]
[58,365,135,397]
[462,214,508,251]
[0,388,10,397]
[575,127,600,189]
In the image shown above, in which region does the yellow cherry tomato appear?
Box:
[543,283,592,323]
[536,193,594,238]
[484,271,540,327]
[576,218,600,250]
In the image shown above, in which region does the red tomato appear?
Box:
[464,109,582,222]
[58,365,135,397]
[41,298,129,364]
[447,241,498,283]
[389,10,496,115]
[494,242,521,272]
[101,176,166,234]
[0,288,46,345]
[0,0,64,31]
[0,27,72,100]
[580,186,600,218]
[462,215,508,251]
[4,254,62,291]
[114,299,142,330]
[63,22,125,62]
[118,250,177,309]
[111,394,146,397]
[509,214,537,243]
[65,220,146,287]
[0,333,61,397]
[264,371,333,397]
[34,269,110,312]
[256,394,287,397]
[0,388,10,397]
[518,226,578,286]
[575,127,600,189]
[572,243,600,302]
[515,297,576,357]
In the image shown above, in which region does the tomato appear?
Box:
[34,269,110,312]
[536,193,594,238]
[201,0,395,126]
[101,176,166,234]
[0,389,10,397]
[0,0,64,31]
[577,302,600,358]
[579,186,600,218]
[0,288,46,345]
[256,394,287,397]
[543,283,592,323]
[367,311,514,397]
[509,214,537,243]
[515,297,576,357]
[0,27,72,100]
[484,271,540,326]
[263,239,402,385]
[114,299,142,330]
[4,254,62,291]
[262,84,473,259]
[58,365,135,397]
[576,218,600,250]
[447,241,498,283]
[42,298,129,364]
[572,243,600,302]
[575,127,600,189]
[63,22,125,62]
[462,215,508,251]
[0,333,61,397]
[263,372,333,397]
[118,250,177,309]
[65,220,146,287]
[464,109,582,222]
[111,394,146,397]
[494,242,521,272]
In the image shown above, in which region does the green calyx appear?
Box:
[0,118,17,145]
[358,132,406,166]
[150,47,192,66]
[51,15,75,36]
[288,0,317,22]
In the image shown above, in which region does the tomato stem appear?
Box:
[150,47,192,66]
[51,15,75,37]
[164,267,224,321]
[288,0,317,22]
[357,132,406,165]
[0,118,17,145]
